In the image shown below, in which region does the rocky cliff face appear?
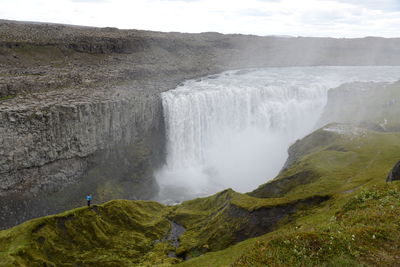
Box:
[0,89,165,227]
[0,93,162,196]
[317,81,400,131]
[0,21,228,229]
[2,20,400,229]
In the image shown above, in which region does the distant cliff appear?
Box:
[317,81,400,131]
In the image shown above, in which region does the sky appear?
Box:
[1,0,400,37]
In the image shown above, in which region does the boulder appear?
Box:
[387,161,400,182]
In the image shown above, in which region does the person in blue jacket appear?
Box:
[86,195,92,207]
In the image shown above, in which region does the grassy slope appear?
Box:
[1,82,400,266]
[170,189,328,258]
[0,183,329,266]
[1,125,399,266]
[178,183,400,267]
[230,182,400,266]
[177,125,400,266]
[0,200,175,266]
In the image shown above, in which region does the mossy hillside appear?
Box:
[282,126,342,171]
[170,189,329,258]
[252,124,400,200]
[177,183,400,267]
[0,188,328,266]
[177,125,400,266]
[170,189,253,257]
[249,124,400,244]
[230,182,400,266]
[0,200,173,266]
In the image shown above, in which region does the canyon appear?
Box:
[1,79,400,266]
[1,19,400,230]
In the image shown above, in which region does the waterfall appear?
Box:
[156,66,400,203]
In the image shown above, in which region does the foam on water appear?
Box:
[156,66,400,203]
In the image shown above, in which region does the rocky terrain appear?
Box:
[0,80,399,266]
[2,19,400,230]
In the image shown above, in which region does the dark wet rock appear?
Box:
[165,221,186,249]
[231,195,330,243]
[387,161,400,182]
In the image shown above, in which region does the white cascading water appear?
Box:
[156,66,400,203]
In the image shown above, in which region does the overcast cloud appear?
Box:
[1,0,399,37]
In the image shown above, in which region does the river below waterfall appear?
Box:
[155,66,400,204]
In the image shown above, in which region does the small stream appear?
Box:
[155,220,186,258]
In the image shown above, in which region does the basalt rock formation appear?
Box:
[2,19,400,229]
[317,81,400,130]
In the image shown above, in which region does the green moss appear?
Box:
[252,125,400,200]
[0,94,16,101]
[0,200,173,266]
[175,183,400,267]
[170,189,329,258]
[170,189,239,255]
[229,182,400,267]
[176,125,400,266]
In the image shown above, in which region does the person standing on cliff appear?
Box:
[86,195,92,207]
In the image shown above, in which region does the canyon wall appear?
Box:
[317,81,400,130]
[0,92,165,227]
[1,20,400,228]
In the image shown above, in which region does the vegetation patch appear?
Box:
[0,200,173,266]
[176,124,400,267]
[170,189,330,259]
[252,125,400,201]
[0,94,16,101]
[231,183,400,267]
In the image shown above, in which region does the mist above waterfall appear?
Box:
[156,66,400,203]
